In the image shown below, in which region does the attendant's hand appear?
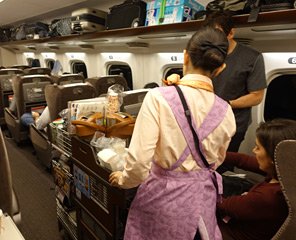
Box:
[109,171,123,187]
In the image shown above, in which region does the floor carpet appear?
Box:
[5,136,63,240]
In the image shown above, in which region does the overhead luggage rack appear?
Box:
[0,9,296,51]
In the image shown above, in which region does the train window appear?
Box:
[26,58,33,66]
[108,64,133,90]
[27,58,41,67]
[31,59,41,67]
[164,67,183,80]
[45,59,55,70]
[72,61,88,78]
[264,74,296,121]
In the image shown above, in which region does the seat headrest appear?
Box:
[24,67,51,76]
[56,73,85,85]
[0,68,23,76]
[86,75,129,96]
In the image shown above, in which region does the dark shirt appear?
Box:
[213,43,267,133]
[218,152,288,240]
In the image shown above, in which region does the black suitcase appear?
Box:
[106,0,147,30]
[71,8,107,33]
[260,0,294,11]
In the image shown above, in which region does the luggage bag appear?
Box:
[248,0,295,22]
[14,22,49,40]
[49,18,73,37]
[106,0,147,30]
[71,8,107,33]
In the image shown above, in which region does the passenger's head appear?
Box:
[253,119,296,176]
[144,82,159,89]
[184,26,228,76]
[203,12,234,36]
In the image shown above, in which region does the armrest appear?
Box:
[11,187,21,226]
[29,123,48,141]
[4,107,18,121]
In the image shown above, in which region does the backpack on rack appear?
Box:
[14,22,49,40]
[209,0,254,14]
[0,27,12,42]
[49,18,73,37]
[248,0,295,22]
[194,0,255,19]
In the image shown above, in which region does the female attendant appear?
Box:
[109,27,236,240]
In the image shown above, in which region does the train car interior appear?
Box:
[0,0,296,239]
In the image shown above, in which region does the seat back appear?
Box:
[0,128,13,216]
[0,69,24,125]
[54,73,85,85]
[23,67,51,76]
[120,89,148,116]
[30,83,96,167]
[45,83,96,122]
[4,75,52,143]
[0,128,20,224]
[86,75,128,97]
[272,140,296,240]
[14,74,52,118]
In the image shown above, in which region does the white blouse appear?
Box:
[118,74,236,188]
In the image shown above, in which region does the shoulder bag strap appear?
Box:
[174,85,210,168]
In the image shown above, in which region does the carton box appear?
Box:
[145,0,209,26]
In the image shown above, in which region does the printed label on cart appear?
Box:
[73,165,90,198]
[75,188,82,200]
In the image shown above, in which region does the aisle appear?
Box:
[5,136,63,240]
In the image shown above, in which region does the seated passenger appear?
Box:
[20,107,50,130]
[143,82,159,89]
[217,118,296,240]
[9,96,50,131]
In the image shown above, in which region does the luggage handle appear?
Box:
[248,0,261,22]
[159,0,167,24]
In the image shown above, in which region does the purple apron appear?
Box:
[124,86,228,240]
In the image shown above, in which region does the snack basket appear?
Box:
[48,122,72,156]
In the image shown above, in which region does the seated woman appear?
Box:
[217,118,296,240]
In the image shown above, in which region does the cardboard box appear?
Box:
[145,0,209,26]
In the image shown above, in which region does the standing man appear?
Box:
[204,12,267,152]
